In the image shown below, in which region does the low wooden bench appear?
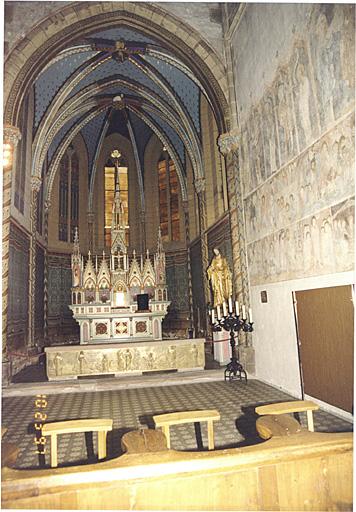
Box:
[255,400,319,432]
[153,410,220,450]
[121,429,168,454]
[42,419,113,468]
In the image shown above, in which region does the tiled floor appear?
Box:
[2,379,352,470]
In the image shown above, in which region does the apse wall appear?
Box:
[230,4,355,397]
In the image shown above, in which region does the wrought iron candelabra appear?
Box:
[212,312,253,382]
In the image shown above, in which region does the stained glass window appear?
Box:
[157,155,180,241]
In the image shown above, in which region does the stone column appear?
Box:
[140,209,146,254]
[28,175,42,349]
[194,176,210,333]
[182,200,193,330]
[87,211,94,252]
[218,132,252,352]
[2,125,21,378]
[43,199,51,344]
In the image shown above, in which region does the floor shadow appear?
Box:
[234,404,264,447]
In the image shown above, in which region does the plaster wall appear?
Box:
[251,271,354,397]
[229,3,355,395]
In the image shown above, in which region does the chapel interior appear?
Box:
[2,2,355,510]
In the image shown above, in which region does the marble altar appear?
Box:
[45,338,205,380]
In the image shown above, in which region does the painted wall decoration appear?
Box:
[47,253,79,342]
[34,244,44,343]
[165,250,189,313]
[235,4,355,285]
[8,223,30,351]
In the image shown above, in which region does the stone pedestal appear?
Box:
[212,331,230,365]
[238,345,256,375]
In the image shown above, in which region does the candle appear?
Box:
[222,301,227,317]
[228,296,233,313]
[211,309,215,324]
[208,308,212,317]
[249,308,253,323]
[242,305,246,319]
[235,301,240,316]
[217,305,221,320]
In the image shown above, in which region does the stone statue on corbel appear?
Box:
[194,176,206,196]
[217,129,239,156]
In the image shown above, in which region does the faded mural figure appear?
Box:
[294,59,313,146]
[207,248,233,307]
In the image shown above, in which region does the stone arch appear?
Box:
[4,2,229,133]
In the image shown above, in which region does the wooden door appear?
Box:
[294,285,353,413]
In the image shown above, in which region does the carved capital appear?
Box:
[3,125,21,147]
[31,175,42,193]
[218,129,239,156]
[194,177,205,195]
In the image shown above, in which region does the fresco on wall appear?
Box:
[309,5,355,131]
[240,5,355,197]
[247,197,354,286]
[244,113,355,243]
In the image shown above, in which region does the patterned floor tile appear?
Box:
[2,380,352,469]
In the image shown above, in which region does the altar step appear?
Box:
[2,368,239,397]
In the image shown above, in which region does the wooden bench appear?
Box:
[255,400,319,432]
[42,419,113,468]
[153,410,220,450]
[121,429,168,454]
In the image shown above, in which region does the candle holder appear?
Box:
[212,312,253,382]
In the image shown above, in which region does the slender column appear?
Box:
[140,210,146,254]
[182,200,193,330]
[2,126,21,363]
[87,211,94,252]
[194,177,210,332]
[28,176,42,348]
[218,132,251,346]
[165,153,172,241]
[43,199,51,343]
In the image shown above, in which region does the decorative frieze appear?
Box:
[45,338,206,380]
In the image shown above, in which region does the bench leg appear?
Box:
[207,420,214,450]
[98,431,107,459]
[306,410,314,432]
[50,434,58,468]
[162,425,171,449]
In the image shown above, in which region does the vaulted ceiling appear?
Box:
[33,25,214,201]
